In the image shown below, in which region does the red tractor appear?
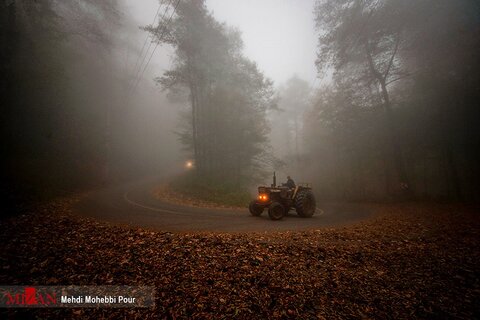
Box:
[249,173,317,220]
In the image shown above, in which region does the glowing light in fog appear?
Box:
[186,161,194,169]
[258,194,268,201]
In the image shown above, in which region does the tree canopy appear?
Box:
[146,0,276,185]
[307,0,480,200]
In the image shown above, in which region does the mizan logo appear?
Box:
[4,287,57,306]
[0,285,154,308]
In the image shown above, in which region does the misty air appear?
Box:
[0,0,479,318]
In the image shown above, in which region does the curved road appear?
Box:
[74,178,372,233]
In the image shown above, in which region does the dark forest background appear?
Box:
[300,0,480,202]
[0,0,179,215]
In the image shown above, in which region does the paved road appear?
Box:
[74,178,372,233]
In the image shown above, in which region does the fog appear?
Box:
[206,0,318,85]
[2,3,479,318]
[1,0,480,215]
[122,0,320,183]
[127,0,318,86]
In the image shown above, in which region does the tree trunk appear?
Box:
[186,54,201,174]
[379,79,412,198]
[196,83,206,176]
[189,85,197,156]
[2,1,16,128]
[294,116,300,168]
[1,1,17,171]
[364,39,412,199]
[441,88,462,200]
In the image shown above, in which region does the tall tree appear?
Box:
[308,0,480,200]
[0,0,122,214]
[147,0,275,185]
[315,0,415,196]
[271,76,311,168]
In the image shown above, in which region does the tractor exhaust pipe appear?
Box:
[273,171,276,187]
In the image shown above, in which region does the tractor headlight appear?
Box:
[258,194,268,201]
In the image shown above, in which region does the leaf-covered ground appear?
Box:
[0,197,479,319]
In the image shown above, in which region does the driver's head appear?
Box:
[287,175,291,180]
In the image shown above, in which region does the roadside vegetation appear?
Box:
[166,172,252,208]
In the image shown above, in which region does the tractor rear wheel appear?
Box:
[249,200,264,216]
[295,190,316,218]
[268,202,285,220]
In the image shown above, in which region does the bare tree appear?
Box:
[315,0,413,196]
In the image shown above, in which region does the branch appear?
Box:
[364,42,383,82]
[383,32,401,81]
[385,71,416,85]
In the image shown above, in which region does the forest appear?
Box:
[0,0,178,215]
[305,0,480,202]
[2,0,479,214]
[0,1,479,318]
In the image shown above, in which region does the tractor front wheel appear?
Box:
[268,202,285,220]
[249,200,264,216]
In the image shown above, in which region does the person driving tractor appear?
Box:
[249,172,316,220]
[285,175,296,189]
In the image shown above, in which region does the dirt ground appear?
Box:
[0,197,479,319]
